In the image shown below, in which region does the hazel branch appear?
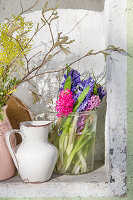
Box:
[69,45,126,67]
[5,33,29,73]
[0,45,125,104]
[20,0,24,13]
[7,23,45,71]
[0,0,126,108]
[42,14,55,45]
[21,45,125,82]
[19,0,39,15]
[28,51,42,62]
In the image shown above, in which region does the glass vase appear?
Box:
[36,110,97,175]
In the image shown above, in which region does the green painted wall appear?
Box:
[127,0,133,199]
[0,198,129,200]
[0,0,133,199]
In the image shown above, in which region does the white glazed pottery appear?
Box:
[6,121,57,183]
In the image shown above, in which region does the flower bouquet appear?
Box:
[47,66,106,175]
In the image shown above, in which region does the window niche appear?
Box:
[0,0,127,198]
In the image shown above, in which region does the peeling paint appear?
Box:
[0,0,129,198]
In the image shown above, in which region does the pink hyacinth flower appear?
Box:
[87,95,101,111]
[56,89,74,118]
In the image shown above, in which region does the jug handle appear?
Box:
[6,129,22,170]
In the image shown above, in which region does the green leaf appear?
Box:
[0,106,4,121]
[64,75,71,90]
[63,116,91,171]
[93,84,97,95]
[73,85,90,112]
[66,64,72,76]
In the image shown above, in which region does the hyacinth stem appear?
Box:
[57,114,76,171]
[63,134,92,172]
[49,117,62,143]
[71,149,87,174]
[71,159,81,174]
[65,114,78,156]
[71,134,95,174]
[63,116,91,172]
[53,112,96,174]
[58,116,73,168]
[77,150,87,173]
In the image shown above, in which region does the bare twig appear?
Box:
[28,51,42,62]
[19,0,39,15]
[48,23,55,45]
[21,45,125,83]
[4,33,28,74]
[34,45,56,76]
[0,0,126,108]
[91,68,98,83]
[20,0,23,13]
[22,68,67,82]
[0,45,125,104]
[7,23,45,72]
[3,7,73,84]
[69,45,125,67]
[97,71,106,84]
[69,52,92,67]
[42,15,55,45]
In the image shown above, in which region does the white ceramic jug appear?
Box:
[6,121,57,183]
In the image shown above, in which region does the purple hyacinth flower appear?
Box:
[69,69,81,92]
[59,70,96,112]
[76,77,95,112]
[77,115,86,132]
[60,74,68,92]
[60,69,81,95]
[97,86,106,100]
[58,130,63,136]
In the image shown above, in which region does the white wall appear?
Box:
[0,0,105,21]
[14,9,105,111]
[0,0,127,197]
[12,8,106,162]
[104,0,127,196]
[1,0,106,163]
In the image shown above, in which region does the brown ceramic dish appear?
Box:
[6,96,32,144]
